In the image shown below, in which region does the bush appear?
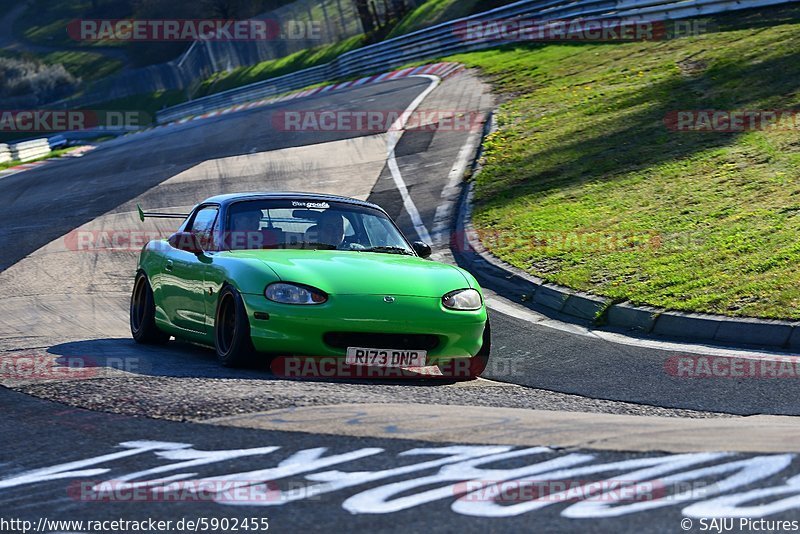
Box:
[0,57,78,102]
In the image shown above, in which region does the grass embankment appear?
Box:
[38,49,122,81]
[0,48,123,82]
[387,0,483,38]
[192,0,517,97]
[0,89,184,144]
[447,6,800,320]
[194,35,365,98]
[0,146,84,171]
[12,0,129,48]
[1,0,125,81]
[91,90,186,121]
[387,0,517,38]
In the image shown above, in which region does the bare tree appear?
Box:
[201,0,289,19]
[353,0,376,33]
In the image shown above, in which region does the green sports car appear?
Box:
[130,192,490,377]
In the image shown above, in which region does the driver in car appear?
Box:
[306,211,346,249]
[229,209,264,250]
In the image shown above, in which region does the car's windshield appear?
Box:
[222,199,414,255]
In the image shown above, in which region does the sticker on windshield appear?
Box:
[292,201,330,209]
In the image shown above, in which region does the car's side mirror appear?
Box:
[168,232,203,254]
[412,241,432,259]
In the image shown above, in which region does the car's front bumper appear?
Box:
[242,293,487,363]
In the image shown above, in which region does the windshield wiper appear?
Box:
[362,246,414,256]
[279,242,337,251]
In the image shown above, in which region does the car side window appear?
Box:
[342,214,356,238]
[363,214,392,247]
[189,206,219,250]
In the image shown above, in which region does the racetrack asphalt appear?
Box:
[3,386,800,533]
[2,71,800,531]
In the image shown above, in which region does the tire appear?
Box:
[468,319,492,378]
[130,272,170,344]
[441,319,491,380]
[214,286,256,367]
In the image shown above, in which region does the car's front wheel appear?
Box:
[468,319,491,378]
[441,319,491,380]
[214,286,255,367]
[130,272,170,344]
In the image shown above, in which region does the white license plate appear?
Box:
[345,347,427,367]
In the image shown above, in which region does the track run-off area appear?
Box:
[3,71,800,532]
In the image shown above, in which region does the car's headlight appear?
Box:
[442,289,482,311]
[266,283,327,305]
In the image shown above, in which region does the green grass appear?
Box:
[387,0,484,38]
[89,89,186,124]
[0,145,85,171]
[0,48,123,82]
[40,49,122,80]
[13,0,131,48]
[2,0,126,82]
[0,89,185,143]
[0,89,184,145]
[387,0,518,38]
[445,6,800,320]
[194,35,365,98]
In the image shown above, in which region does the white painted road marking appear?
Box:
[2,441,799,520]
[386,74,440,244]
[432,120,485,245]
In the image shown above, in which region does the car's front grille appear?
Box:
[323,332,440,351]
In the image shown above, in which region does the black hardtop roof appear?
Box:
[201,192,384,212]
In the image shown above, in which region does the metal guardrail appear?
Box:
[10,139,52,163]
[156,0,800,124]
[0,144,11,165]
[48,135,68,150]
[0,135,73,167]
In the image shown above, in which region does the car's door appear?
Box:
[160,205,219,334]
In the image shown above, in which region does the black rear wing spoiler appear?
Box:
[137,204,190,222]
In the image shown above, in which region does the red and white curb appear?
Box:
[142,62,465,132]
[0,63,463,177]
[0,145,97,178]
[62,145,98,158]
[0,160,48,177]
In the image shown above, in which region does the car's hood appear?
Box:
[227,250,471,297]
